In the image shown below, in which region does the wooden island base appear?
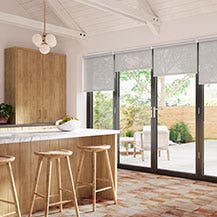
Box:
[0,134,117,214]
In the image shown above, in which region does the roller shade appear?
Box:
[154,43,197,76]
[199,40,217,84]
[115,49,152,72]
[83,54,114,92]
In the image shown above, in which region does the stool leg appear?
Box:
[105,150,117,204]
[76,151,85,189]
[66,156,80,217]
[7,162,22,217]
[56,158,63,212]
[92,152,97,212]
[45,158,52,217]
[29,156,43,217]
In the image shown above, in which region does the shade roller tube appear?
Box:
[83,54,114,92]
[199,40,217,84]
[115,49,152,72]
[154,43,197,76]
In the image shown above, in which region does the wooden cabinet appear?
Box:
[5,47,66,124]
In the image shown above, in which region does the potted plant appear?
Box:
[0,103,13,124]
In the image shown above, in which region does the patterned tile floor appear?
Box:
[30,169,217,217]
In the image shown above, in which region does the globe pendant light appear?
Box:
[32,0,57,54]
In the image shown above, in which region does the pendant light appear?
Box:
[32,0,57,54]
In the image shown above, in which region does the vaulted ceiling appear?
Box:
[1,0,217,39]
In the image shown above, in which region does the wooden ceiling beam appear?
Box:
[0,11,87,39]
[137,0,160,35]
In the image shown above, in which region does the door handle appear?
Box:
[152,107,158,118]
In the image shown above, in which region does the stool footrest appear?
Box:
[96,186,112,193]
[49,199,73,207]
[0,198,15,205]
[1,211,16,217]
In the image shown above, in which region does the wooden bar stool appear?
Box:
[0,155,21,217]
[29,150,80,217]
[76,145,117,212]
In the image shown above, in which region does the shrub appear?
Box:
[0,103,13,121]
[169,121,193,143]
[125,130,134,137]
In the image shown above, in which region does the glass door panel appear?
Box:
[157,74,196,173]
[204,84,217,176]
[119,69,152,167]
[93,91,113,129]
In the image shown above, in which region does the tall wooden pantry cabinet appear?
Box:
[4,47,66,124]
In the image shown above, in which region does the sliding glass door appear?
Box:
[119,69,152,168]
[157,74,196,173]
[200,40,217,178]
[204,84,217,177]
[85,40,217,182]
[93,91,113,129]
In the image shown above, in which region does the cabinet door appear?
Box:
[42,53,66,123]
[16,48,43,124]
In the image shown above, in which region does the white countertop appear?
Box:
[0,128,120,144]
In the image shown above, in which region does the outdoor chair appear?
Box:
[133,126,170,161]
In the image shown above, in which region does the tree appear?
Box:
[93,69,194,135]
[93,92,113,129]
[120,70,194,107]
[119,69,194,135]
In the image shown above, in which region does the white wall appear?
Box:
[62,40,86,126]
[0,24,84,123]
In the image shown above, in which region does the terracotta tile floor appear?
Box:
[30,169,217,217]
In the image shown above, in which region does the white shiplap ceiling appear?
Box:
[148,0,217,21]
[16,0,66,26]
[2,0,217,38]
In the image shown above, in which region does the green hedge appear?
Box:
[169,121,193,143]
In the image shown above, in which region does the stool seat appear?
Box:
[34,150,73,158]
[77,145,111,152]
[0,155,15,164]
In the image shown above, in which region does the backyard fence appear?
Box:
[121,106,217,139]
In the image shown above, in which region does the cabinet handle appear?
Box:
[44,109,47,120]
[38,109,41,120]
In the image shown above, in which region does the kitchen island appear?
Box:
[0,128,119,214]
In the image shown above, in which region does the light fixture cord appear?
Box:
[43,0,46,35]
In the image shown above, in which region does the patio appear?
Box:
[120,140,217,176]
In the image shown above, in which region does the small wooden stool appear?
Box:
[29,150,80,217]
[76,145,117,212]
[0,155,21,217]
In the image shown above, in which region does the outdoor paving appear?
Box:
[28,169,217,217]
[120,140,217,176]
